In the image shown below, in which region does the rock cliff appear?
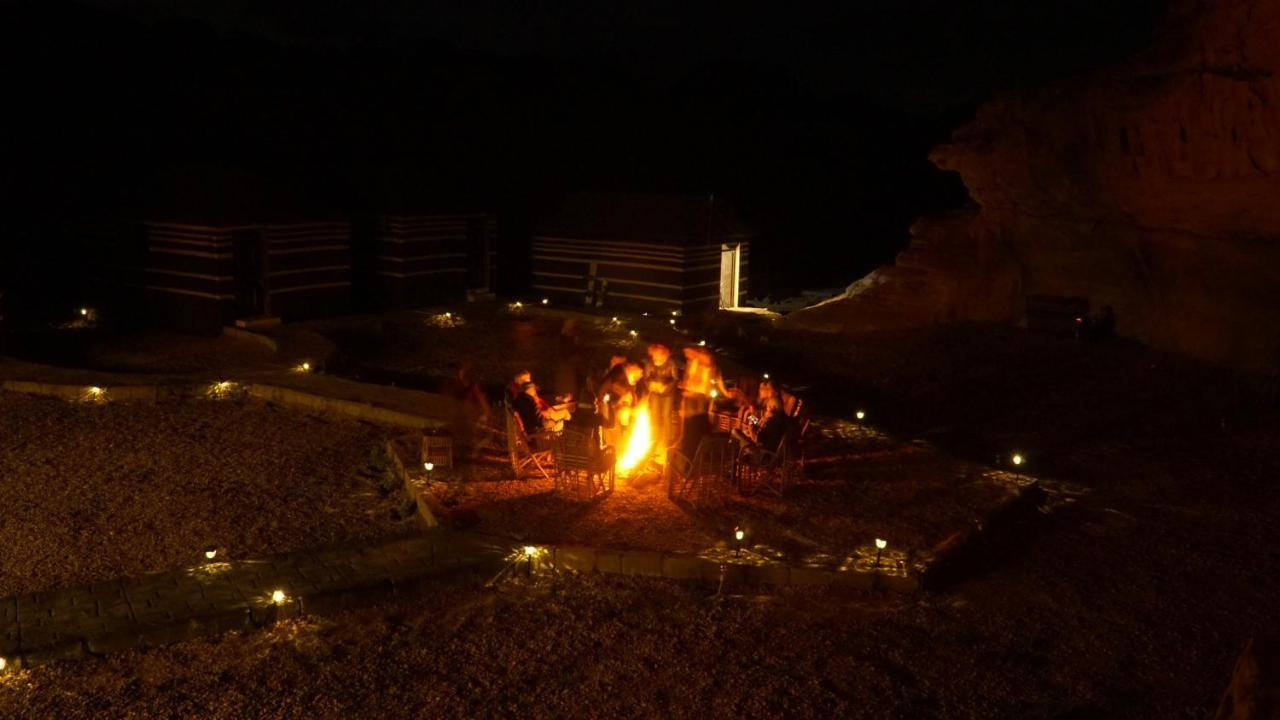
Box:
[789,0,1280,370]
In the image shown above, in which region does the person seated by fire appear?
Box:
[733,396,789,461]
[643,343,680,458]
[597,361,644,448]
[736,378,770,428]
[508,367,574,409]
[506,369,533,405]
[513,381,573,434]
[678,346,727,456]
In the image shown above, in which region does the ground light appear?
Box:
[541,298,549,305]
[762,373,770,380]
[734,526,745,557]
[0,657,6,672]
[629,330,638,338]
[204,547,218,561]
[271,589,286,605]
[523,545,538,575]
[1012,453,1025,467]
[856,410,866,421]
[875,538,887,567]
[293,361,312,373]
[424,462,434,481]
[79,307,88,317]
[669,318,676,325]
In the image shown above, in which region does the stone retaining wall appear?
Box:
[528,544,923,593]
[0,534,507,672]
[0,379,451,432]
[246,383,449,430]
[384,438,440,527]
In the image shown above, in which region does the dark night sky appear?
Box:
[3,0,1169,300]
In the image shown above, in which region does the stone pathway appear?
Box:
[0,533,508,671]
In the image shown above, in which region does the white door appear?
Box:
[719,244,740,309]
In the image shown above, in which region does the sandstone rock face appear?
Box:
[791,0,1280,369]
[1213,636,1280,720]
[781,211,1020,333]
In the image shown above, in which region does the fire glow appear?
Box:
[616,403,654,475]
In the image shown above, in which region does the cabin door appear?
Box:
[465,218,491,294]
[233,231,267,318]
[719,244,741,309]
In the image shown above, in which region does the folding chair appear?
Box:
[551,428,615,499]
[506,410,556,481]
[667,434,737,507]
[736,420,805,497]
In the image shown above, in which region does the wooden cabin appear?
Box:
[372,212,497,308]
[143,220,351,332]
[531,194,752,315]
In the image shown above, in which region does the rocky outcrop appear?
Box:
[780,211,1020,333]
[1213,636,1280,720]
[790,0,1280,370]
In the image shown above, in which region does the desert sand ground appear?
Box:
[1,321,1276,718]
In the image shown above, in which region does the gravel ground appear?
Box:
[416,417,1020,561]
[1,326,1277,717]
[84,332,276,374]
[311,306,643,397]
[0,392,415,597]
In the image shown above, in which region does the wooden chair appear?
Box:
[712,411,740,434]
[505,410,556,481]
[467,402,509,457]
[736,418,806,497]
[667,435,737,507]
[551,428,615,499]
[420,434,454,470]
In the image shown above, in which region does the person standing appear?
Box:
[597,361,643,449]
[643,344,679,460]
[678,346,724,456]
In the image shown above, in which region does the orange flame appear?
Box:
[616,403,653,474]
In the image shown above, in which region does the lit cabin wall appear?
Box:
[376,214,496,307]
[143,222,237,333]
[530,236,751,314]
[263,222,352,321]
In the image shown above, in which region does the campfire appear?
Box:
[616,404,654,475]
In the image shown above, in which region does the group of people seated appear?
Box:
[503,341,794,464]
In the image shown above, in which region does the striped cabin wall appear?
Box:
[142,220,352,332]
[530,235,750,314]
[263,221,352,321]
[377,213,497,307]
[143,222,239,333]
